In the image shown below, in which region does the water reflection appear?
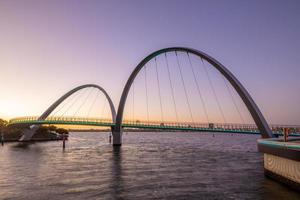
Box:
[0,132,299,200]
[110,146,124,199]
[12,142,35,149]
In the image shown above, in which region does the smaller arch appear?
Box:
[38,84,116,123]
[20,84,116,141]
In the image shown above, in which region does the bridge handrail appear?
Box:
[8,116,300,134]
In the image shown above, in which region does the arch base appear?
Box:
[19,126,39,141]
[112,128,122,146]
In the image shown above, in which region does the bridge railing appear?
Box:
[270,125,300,134]
[9,116,114,125]
[121,119,260,132]
[8,116,300,134]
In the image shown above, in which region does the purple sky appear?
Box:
[0,0,299,125]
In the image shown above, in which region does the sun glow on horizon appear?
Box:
[0,99,32,120]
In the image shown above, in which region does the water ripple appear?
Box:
[0,132,299,200]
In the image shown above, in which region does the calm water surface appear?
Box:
[0,132,299,200]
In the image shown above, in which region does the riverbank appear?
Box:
[2,137,64,143]
[1,125,68,142]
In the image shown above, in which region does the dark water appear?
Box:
[0,132,299,200]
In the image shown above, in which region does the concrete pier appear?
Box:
[258,138,300,191]
[112,129,122,146]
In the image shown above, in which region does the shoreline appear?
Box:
[1,137,64,143]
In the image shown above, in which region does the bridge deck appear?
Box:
[8,116,300,136]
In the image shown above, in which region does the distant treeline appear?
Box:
[0,118,68,141]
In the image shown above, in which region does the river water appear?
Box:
[0,132,299,200]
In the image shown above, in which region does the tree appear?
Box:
[0,119,8,135]
[56,128,68,135]
[48,125,57,132]
[0,119,7,129]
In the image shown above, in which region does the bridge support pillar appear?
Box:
[112,127,122,146]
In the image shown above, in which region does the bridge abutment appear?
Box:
[258,138,300,192]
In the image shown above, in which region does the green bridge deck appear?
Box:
[7,117,299,137]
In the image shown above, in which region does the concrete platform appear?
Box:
[258,137,300,191]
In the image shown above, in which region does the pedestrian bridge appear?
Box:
[8,47,300,145]
[8,116,300,136]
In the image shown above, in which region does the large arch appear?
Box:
[20,84,116,141]
[112,47,274,145]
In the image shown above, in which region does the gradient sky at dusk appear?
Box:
[0,0,299,125]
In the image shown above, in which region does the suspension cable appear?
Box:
[155,57,164,122]
[175,51,194,124]
[73,87,93,116]
[100,95,107,119]
[87,90,99,118]
[144,65,150,123]
[50,90,79,117]
[59,88,86,118]
[132,81,135,122]
[187,52,210,123]
[165,53,179,122]
[201,58,227,123]
[223,77,245,124]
